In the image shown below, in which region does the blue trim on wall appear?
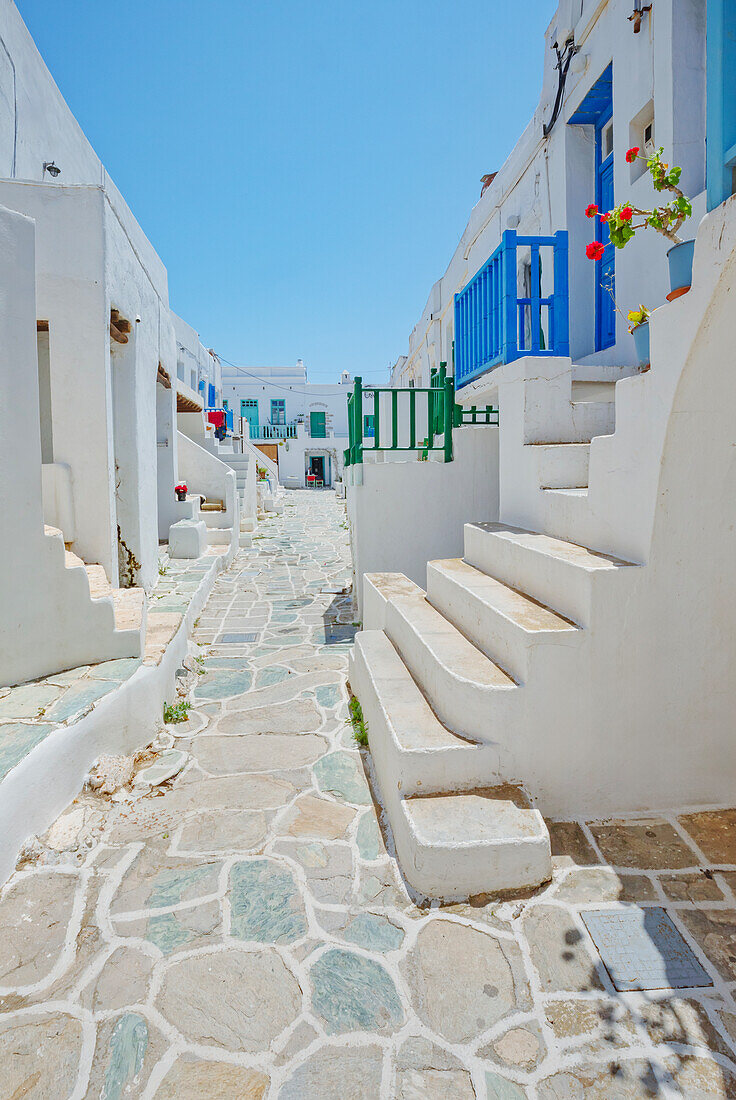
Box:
[568,63,613,126]
[707,0,736,210]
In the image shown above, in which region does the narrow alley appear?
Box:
[0,492,735,1098]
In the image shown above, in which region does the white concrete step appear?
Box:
[527,442,589,489]
[112,587,146,644]
[207,527,233,546]
[426,558,578,683]
[400,788,551,898]
[542,487,594,546]
[363,572,425,631]
[567,400,615,443]
[348,631,549,898]
[85,564,112,600]
[62,545,144,657]
[464,522,635,627]
[384,590,516,743]
[351,630,500,795]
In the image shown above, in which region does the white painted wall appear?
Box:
[176,431,238,545]
[347,428,500,616]
[41,462,75,541]
[0,204,139,684]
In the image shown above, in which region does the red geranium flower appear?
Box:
[600,211,610,223]
[585,203,599,218]
[175,483,188,493]
[586,241,605,261]
[626,146,640,163]
[620,206,633,221]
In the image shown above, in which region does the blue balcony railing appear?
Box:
[454,230,569,389]
[250,422,298,440]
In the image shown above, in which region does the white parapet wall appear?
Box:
[41,462,75,542]
[346,427,500,617]
[176,431,239,549]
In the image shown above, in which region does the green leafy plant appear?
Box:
[257,465,268,480]
[158,561,168,576]
[349,694,368,746]
[163,700,191,724]
[585,146,693,260]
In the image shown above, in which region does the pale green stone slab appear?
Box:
[314,752,371,805]
[0,722,55,781]
[46,680,117,722]
[230,859,307,943]
[310,948,403,1033]
[102,1013,148,1100]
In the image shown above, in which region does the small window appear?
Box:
[363,414,375,438]
[270,399,286,424]
[602,120,613,159]
[629,101,655,182]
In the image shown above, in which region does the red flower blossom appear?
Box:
[600,211,610,223]
[586,241,605,261]
[585,203,599,218]
[626,146,640,163]
[620,206,633,221]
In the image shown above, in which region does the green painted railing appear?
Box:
[344,364,498,467]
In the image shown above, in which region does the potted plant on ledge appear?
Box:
[586,146,695,297]
[627,304,651,367]
[175,482,188,502]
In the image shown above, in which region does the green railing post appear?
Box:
[345,394,353,466]
[443,377,454,462]
[353,377,363,464]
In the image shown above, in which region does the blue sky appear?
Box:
[18,0,552,382]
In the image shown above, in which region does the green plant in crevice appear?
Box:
[163,700,191,724]
[349,694,368,747]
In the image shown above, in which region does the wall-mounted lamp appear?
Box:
[43,161,61,178]
[628,1,652,33]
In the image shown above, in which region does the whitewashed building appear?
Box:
[0,0,242,682]
[221,359,352,488]
[393,0,706,388]
[347,0,736,899]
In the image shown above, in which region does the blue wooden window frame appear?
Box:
[270,399,286,425]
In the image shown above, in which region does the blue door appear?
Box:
[596,113,615,350]
[240,399,258,438]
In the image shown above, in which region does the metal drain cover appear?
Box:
[582,907,712,991]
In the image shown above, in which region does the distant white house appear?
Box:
[221,360,352,488]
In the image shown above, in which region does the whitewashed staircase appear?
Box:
[46,526,146,661]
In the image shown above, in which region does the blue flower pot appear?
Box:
[632,321,650,366]
[667,239,695,293]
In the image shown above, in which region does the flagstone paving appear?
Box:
[1,491,736,1097]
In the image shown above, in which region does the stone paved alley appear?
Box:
[1,492,736,1097]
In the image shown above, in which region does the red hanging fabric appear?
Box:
[208,409,225,428]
